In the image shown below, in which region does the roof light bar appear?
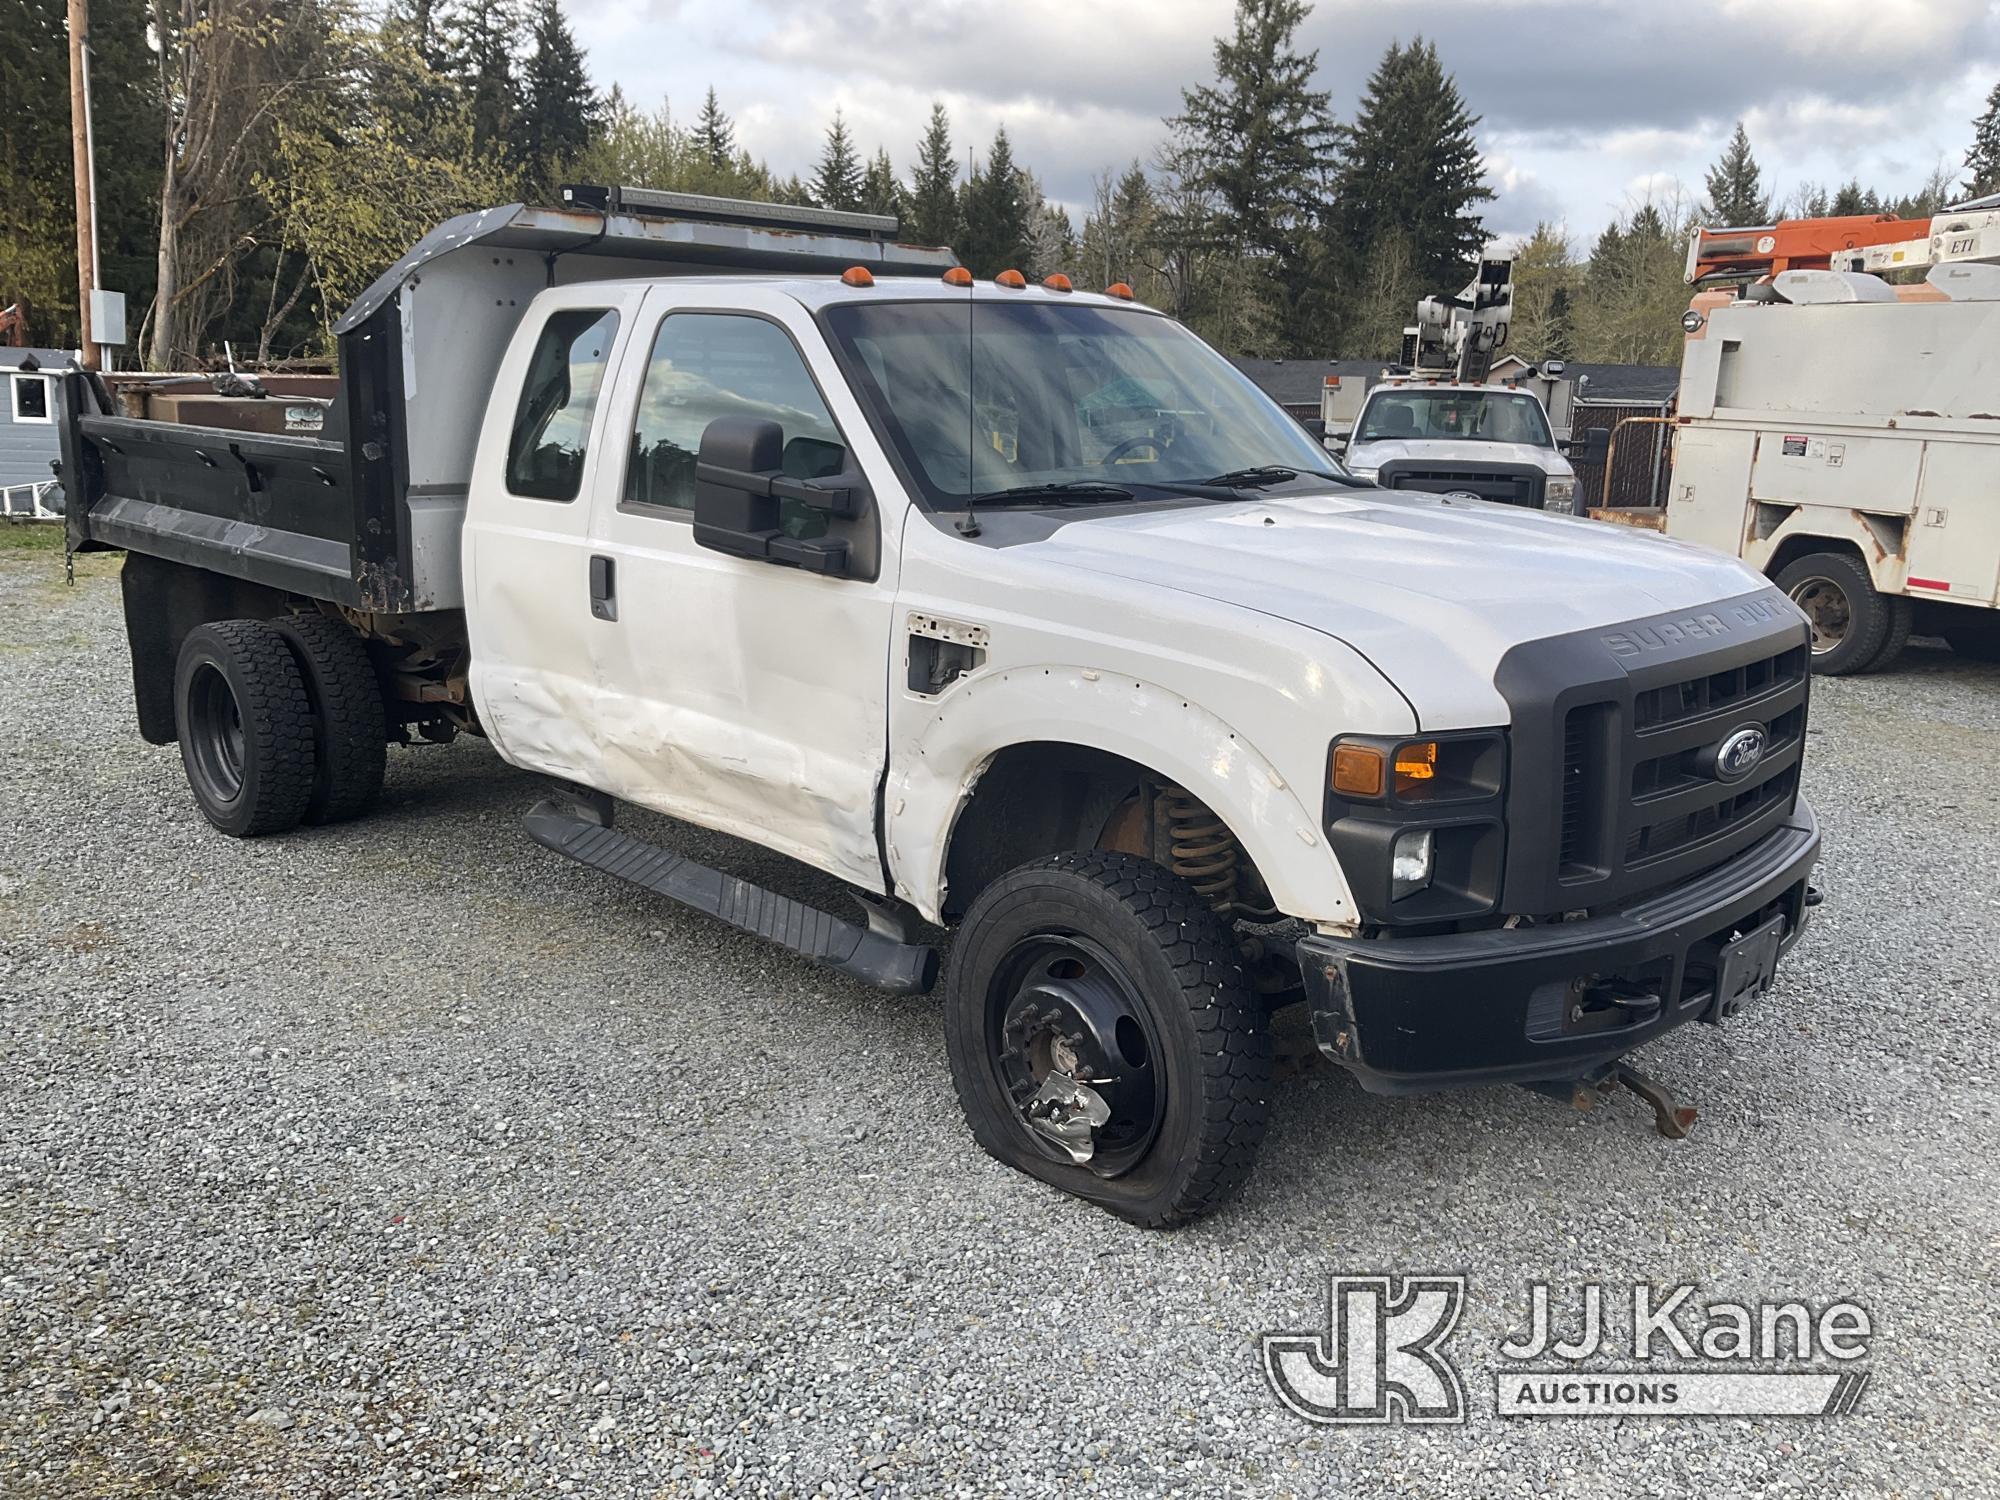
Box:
[562,184,901,239]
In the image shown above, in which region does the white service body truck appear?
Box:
[1669,263,2000,673]
[57,191,1822,1226]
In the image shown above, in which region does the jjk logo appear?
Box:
[1263,1275,1467,1425]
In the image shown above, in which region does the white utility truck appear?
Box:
[1328,259,1582,513]
[58,190,1822,1226]
[1671,205,2000,672]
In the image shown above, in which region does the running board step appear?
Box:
[522,800,940,995]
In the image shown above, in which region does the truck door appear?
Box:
[464,286,645,787]
[580,286,901,893]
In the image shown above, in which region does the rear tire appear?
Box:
[273,612,387,824]
[944,851,1271,1229]
[1775,551,1888,675]
[173,620,316,837]
[1857,594,1912,674]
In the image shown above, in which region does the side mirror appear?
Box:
[1298,417,1327,440]
[1573,427,1611,465]
[691,416,870,576]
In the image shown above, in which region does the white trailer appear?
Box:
[1667,263,2000,672]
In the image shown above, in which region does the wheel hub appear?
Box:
[990,937,1163,1175]
[1788,576,1850,654]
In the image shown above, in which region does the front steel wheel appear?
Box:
[944,851,1271,1228]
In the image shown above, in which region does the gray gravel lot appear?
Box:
[3,534,1997,1498]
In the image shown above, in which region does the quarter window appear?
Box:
[625,314,846,529]
[505,309,619,501]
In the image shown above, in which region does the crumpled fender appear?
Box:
[885,664,1363,928]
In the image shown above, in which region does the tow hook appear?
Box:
[1614,1062,1698,1139]
[1023,1071,1112,1164]
[1529,1059,1697,1139]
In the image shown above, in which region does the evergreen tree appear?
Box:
[694,87,735,170]
[906,102,960,248]
[1830,179,1881,216]
[1702,121,1770,224]
[812,110,864,210]
[1081,161,1156,289]
[1965,80,2000,198]
[861,148,904,220]
[518,0,599,200]
[960,126,1032,277]
[1174,0,1337,278]
[1508,222,1576,362]
[447,0,524,163]
[1336,37,1493,295]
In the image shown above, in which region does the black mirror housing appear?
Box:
[691,415,873,577]
[1575,427,1611,465]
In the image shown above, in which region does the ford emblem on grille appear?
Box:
[1713,725,1767,782]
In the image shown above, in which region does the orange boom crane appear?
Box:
[1684,195,2000,284]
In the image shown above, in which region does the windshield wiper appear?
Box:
[966,481,1136,506]
[1198,464,1343,488]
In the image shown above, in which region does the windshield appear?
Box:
[819,299,1339,504]
[1354,389,1553,447]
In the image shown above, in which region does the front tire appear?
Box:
[1775,551,1889,675]
[173,620,317,837]
[944,852,1272,1228]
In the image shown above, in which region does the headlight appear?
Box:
[1391,828,1434,898]
[1544,476,1577,514]
[1349,467,1380,485]
[1325,732,1509,923]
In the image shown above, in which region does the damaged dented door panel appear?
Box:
[465,287,646,786]
[579,285,904,891]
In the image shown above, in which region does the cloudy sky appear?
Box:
[566,0,2000,247]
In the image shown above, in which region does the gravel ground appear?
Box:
[3,530,1997,1498]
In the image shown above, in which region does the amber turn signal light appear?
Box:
[942,266,973,287]
[1394,741,1438,793]
[1331,745,1386,798]
[840,266,875,287]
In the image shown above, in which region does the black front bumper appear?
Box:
[1298,802,1820,1094]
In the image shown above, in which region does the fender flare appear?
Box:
[885,664,1359,926]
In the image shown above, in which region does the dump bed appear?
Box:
[60,191,956,613]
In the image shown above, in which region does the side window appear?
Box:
[505,308,619,501]
[625,314,845,533]
[11,374,52,424]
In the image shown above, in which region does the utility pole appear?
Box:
[67,0,100,369]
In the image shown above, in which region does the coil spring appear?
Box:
[1163,786,1241,914]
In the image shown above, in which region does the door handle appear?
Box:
[589,554,617,621]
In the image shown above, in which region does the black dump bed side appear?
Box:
[58,335,400,608]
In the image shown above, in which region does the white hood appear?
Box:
[1346,437,1573,475]
[1031,488,1781,729]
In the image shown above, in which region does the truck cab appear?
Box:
[1339,380,1580,513]
[57,190,1822,1228]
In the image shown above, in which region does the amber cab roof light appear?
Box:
[995,268,1028,289]
[839,265,875,288]
[941,266,973,287]
[1105,281,1135,300]
[1042,273,1074,292]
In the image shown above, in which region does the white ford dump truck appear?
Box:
[57,190,1822,1227]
